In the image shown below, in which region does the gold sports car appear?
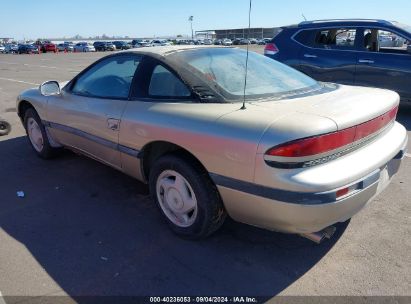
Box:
[17,46,408,242]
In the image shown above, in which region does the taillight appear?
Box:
[264,43,279,55]
[266,126,356,158]
[265,106,398,167]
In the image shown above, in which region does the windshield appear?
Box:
[393,22,411,35]
[168,48,319,101]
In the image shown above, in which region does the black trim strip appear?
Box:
[43,120,388,206]
[209,173,334,205]
[44,121,140,158]
[118,144,140,158]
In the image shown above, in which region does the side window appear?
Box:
[314,28,357,49]
[363,28,409,54]
[72,55,141,99]
[148,65,191,98]
[294,30,315,47]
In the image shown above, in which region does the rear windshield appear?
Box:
[168,48,319,101]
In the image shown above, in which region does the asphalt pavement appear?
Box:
[0,49,410,301]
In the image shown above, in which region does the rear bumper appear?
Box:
[216,122,408,234]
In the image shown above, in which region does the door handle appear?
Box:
[304,54,317,58]
[358,59,374,64]
[107,118,120,131]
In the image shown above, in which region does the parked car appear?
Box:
[214,39,222,45]
[222,38,233,46]
[203,39,213,45]
[264,19,411,103]
[73,42,96,52]
[176,39,190,45]
[232,38,242,45]
[258,38,271,45]
[16,46,407,241]
[249,38,258,44]
[151,39,171,46]
[35,40,57,53]
[17,44,40,54]
[57,43,73,52]
[0,44,5,53]
[112,41,131,50]
[132,39,152,47]
[93,41,116,51]
[4,44,18,53]
[239,38,250,45]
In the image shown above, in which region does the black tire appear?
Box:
[0,120,11,136]
[24,108,60,159]
[149,154,226,239]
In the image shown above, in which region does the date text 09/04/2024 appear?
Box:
[149,296,258,303]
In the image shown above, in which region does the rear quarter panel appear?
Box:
[119,101,284,183]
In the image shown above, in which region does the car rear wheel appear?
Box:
[24,108,60,159]
[149,154,226,239]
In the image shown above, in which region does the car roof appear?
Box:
[296,19,394,28]
[123,45,227,57]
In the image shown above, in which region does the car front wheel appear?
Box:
[149,154,226,239]
[24,108,59,159]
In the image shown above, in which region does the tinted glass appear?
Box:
[314,28,356,49]
[168,48,319,100]
[72,55,141,99]
[363,29,409,54]
[149,65,191,97]
[294,30,314,46]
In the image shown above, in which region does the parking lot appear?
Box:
[0,49,410,300]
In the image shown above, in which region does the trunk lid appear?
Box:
[251,84,399,130]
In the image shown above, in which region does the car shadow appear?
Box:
[0,136,347,299]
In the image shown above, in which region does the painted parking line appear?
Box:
[1,61,59,69]
[0,77,39,86]
[405,153,411,158]
[23,63,57,69]
[0,61,82,72]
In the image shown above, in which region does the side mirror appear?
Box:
[40,81,61,96]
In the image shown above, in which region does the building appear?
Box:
[196,27,281,40]
[0,38,14,43]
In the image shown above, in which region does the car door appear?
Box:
[118,57,196,180]
[298,27,359,84]
[355,28,411,101]
[46,54,142,169]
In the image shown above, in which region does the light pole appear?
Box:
[188,16,194,40]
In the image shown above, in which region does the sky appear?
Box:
[1,0,411,40]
